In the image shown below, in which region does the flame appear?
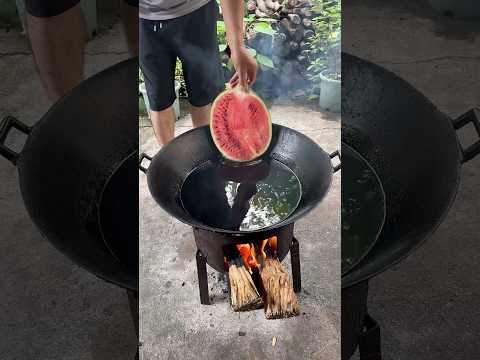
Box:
[269,236,278,254]
[236,236,279,270]
[260,239,268,259]
[237,243,259,271]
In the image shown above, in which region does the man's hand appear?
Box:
[229,47,258,91]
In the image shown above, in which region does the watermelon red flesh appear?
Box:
[210,88,272,162]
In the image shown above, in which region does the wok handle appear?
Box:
[453,108,480,163]
[0,116,31,165]
[139,153,152,173]
[329,150,341,173]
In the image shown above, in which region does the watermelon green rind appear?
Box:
[210,86,272,162]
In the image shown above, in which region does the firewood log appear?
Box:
[274,32,287,43]
[297,55,308,64]
[256,0,269,14]
[288,41,300,52]
[303,29,315,39]
[265,0,281,11]
[291,7,312,17]
[300,40,309,51]
[291,25,305,42]
[287,13,302,25]
[260,258,300,319]
[247,0,257,12]
[229,259,264,312]
[286,0,297,8]
[255,8,269,18]
[302,18,312,28]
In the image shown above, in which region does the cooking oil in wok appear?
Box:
[180,159,302,231]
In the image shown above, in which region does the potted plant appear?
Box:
[306,0,341,113]
[319,32,340,112]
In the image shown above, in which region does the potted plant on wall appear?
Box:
[306,0,341,112]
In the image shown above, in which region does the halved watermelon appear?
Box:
[210,87,272,162]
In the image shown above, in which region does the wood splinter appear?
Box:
[229,259,264,312]
[261,257,300,319]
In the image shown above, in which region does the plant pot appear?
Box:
[319,70,341,113]
[428,0,480,19]
[139,81,181,120]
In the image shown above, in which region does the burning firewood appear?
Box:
[260,237,300,319]
[228,258,264,311]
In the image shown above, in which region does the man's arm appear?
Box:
[220,0,258,90]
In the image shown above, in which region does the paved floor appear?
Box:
[344,1,480,359]
[0,23,137,359]
[139,103,341,359]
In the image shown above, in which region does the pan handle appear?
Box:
[330,150,341,173]
[0,116,31,165]
[139,153,152,173]
[452,108,480,163]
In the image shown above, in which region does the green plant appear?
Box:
[306,0,341,98]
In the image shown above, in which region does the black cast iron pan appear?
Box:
[140,124,340,238]
[0,59,139,291]
[342,53,480,288]
[341,142,386,276]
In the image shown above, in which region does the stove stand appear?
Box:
[195,237,302,305]
[358,314,382,360]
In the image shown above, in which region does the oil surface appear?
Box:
[181,159,302,231]
[342,145,385,274]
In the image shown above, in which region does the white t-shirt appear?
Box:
[140,0,212,20]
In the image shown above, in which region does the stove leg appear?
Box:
[196,249,210,305]
[290,237,301,293]
[359,313,382,360]
[126,290,139,359]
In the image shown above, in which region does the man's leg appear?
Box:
[25,1,86,103]
[190,104,211,128]
[177,1,225,129]
[121,1,139,57]
[150,107,176,146]
[139,18,177,147]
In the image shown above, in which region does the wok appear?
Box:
[0,59,139,291]
[139,124,340,241]
[341,53,480,288]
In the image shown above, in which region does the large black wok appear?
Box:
[140,124,340,241]
[0,59,139,291]
[342,52,480,287]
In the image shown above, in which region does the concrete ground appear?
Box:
[0,22,137,359]
[139,102,341,359]
[344,1,480,359]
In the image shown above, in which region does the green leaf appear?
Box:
[218,44,227,52]
[253,22,275,36]
[256,53,274,69]
[255,17,277,23]
[216,21,225,31]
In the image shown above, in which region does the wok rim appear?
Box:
[341,142,386,276]
[97,150,139,276]
[145,124,336,235]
